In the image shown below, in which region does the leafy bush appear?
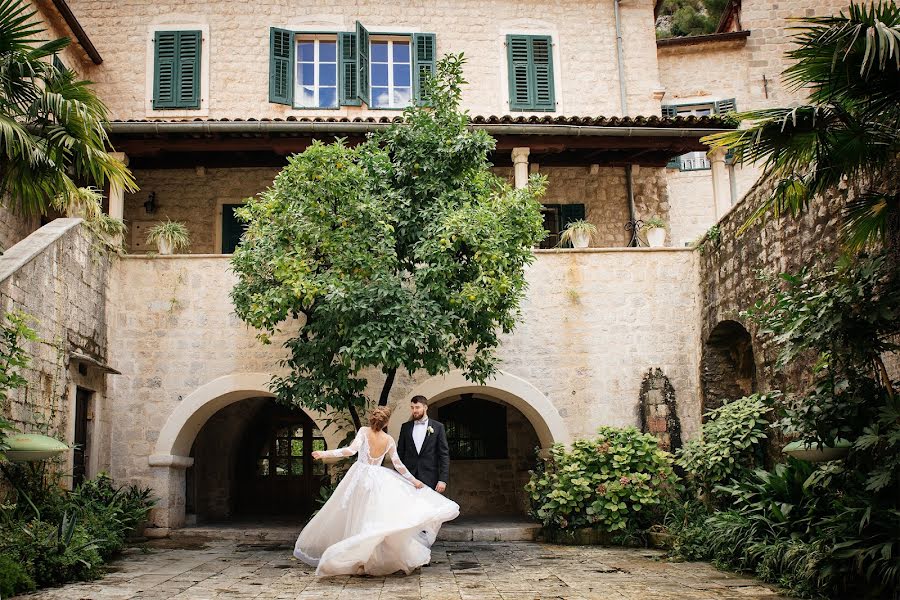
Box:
[676,393,772,503]
[69,473,155,558]
[526,427,677,533]
[0,552,35,597]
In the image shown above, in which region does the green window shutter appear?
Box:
[153,31,178,108]
[661,105,678,118]
[412,33,436,104]
[507,35,531,110]
[714,98,736,114]
[221,204,248,254]
[154,31,201,110]
[507,35,555,112]
[531,36,555,111]
[338,32,360,106]
[269,28,294,105]
[176,31,201,109]
[666,155,681,169]
[355,21,370,106]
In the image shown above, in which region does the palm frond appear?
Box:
[842,191,899,250]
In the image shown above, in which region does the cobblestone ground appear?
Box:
[13,539,791,600]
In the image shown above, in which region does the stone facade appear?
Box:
[124,165,671,253]
[0,220,114,486]
[0,208,40,255]
[68,0,663,121]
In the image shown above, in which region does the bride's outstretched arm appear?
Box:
[388,440,424,489]
[312,428,363,460]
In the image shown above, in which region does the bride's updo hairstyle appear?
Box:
[369,406,392,432]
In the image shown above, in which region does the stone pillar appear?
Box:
[511,147,530,189]
[107,152,129,220]
[147,454,194,531]
[709,148,731,219]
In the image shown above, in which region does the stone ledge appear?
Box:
[149,454,195,469]
[0,218,82,284]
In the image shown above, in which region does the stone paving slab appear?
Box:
[12,540,792,600]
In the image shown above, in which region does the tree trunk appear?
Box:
[379,367,397,406]
[348,404,362,430]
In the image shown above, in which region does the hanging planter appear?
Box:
[782,438,852,462]
[3,433,70,462]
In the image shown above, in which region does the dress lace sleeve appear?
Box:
[388,439,417,483]
[319,428,364,459]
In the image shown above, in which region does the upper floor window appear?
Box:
[296,36,338,108]
[663,98,736,170]
[507,35,555,112]
[270,23,435,110]
[152,30,201,110]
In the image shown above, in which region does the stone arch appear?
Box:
[701,320,758,418]
[388,369,569,448]
[151,372,342,466]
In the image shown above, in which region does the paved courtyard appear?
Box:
[14,538,791,600]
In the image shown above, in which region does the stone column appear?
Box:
[108,152,129,220]
[147,454,194,531]
[511,147,530,189]
[709,147,731,219]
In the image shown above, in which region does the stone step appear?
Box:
[167,519,541,544]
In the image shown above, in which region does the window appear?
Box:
[370,38,412,108]
[270,23,435,109]
[295,36,338,108]
[438,397,507,460]
[663,99,736,170]
[507,35,555,112]
[539,203,585,248]
[153,30,201,109]
[220,203,248,254]
[256,424,327,477]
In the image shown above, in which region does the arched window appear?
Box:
[438,395,508,459]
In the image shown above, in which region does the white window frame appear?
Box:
[294,34,339,109]
[369,35,413,109]
[145,22,210,118]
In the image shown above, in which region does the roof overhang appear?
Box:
[41,0,102,64]
[108,117,733,169]
[656,30,750,49]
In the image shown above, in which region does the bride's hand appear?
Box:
[312,451,323,460]
[413,479,424,489]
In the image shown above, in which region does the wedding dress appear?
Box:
[293,427,460,576]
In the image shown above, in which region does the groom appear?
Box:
[397,395,450,493]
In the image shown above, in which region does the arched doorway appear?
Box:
[432,394,540,516]
[701,320,758,418]
[185,397,330,522]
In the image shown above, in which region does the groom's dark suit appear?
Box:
[396,418,450,490]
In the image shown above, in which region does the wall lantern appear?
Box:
[143,192,157,215]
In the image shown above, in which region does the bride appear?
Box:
[293,406,460,576]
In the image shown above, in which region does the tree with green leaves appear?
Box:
[706,2,900,257]
[0,0,134,216]
[230,55,546,429]
[656,0,729,38]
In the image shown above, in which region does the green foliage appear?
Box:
[146,219,191,252]
[656,0,729,38]
[693,224,720,255]
[0,0,135,216]
[558,219,597,247]
[526,427,677,533]
[641,216,666,230]
[0,310,37,458]
[230,55,545,421]
[0,552,35,597]
[676,394,772,502]
[704,2,900,251]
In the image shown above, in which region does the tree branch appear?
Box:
[379,367,397,406]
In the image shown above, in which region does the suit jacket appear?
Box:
[396,418,450,490]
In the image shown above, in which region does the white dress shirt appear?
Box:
[412,417,428,453]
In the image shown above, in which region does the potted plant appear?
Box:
[642,217,667,248]
[147,219,190,255]
[558,219,597,249]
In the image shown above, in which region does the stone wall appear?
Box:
[0,220,113,486]
[698,177,844,395]
[67,0,662,121]
[124,165,673,253]
[0,207,41,254]
[106,248,703,525]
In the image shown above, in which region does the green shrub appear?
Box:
[0,552,35,597]
[675,393,772,504]
[526,427,677,533]
[70,473,155,558]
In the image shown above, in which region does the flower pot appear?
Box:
[782,438,851,462]
[157,239,175,255]
[647,531,673,549]
[570,230,590,249]
[645,227,666,248]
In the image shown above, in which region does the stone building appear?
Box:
[0,0,848,531]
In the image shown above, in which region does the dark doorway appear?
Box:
[701,320,758,418]
[233,402,329,517]
[221,203,248,254]
[73,387,92,488]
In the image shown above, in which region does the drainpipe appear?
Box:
[614,0,638,245]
